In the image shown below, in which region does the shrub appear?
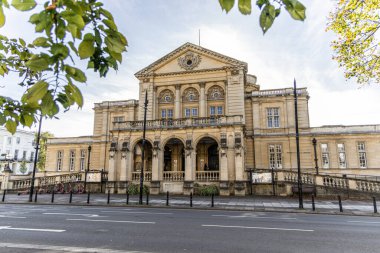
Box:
[197,184,219,196]
[127,184,149,195]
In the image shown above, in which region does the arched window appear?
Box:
[183,88,199,102]
[158,90,174,104]
[207,85,224,100]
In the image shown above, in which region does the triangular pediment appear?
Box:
[135,42,247,78]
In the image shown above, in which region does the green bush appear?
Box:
[127,184,149,195]
[197,184,219,196]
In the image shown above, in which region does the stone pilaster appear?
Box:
[175,84,181,118]
[108,150,117,193]
[199,82,206,117]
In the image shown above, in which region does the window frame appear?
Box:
[57,150,63,171]
[321,143,329,169]
[357,142,367,169]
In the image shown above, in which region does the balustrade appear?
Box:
[356,180,380,193]
[196,171,219,181]
[163,171,185,181]
[322,176,348,189]
[132,172,152,182]
[12,179,31,190]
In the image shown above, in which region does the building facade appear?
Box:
[45,43,380,195]
[0,127,35,174]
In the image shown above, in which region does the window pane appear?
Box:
[185,108,190,117]
[161,109,166,118]
[192,108,198,116]
[168,109,173,118]
[210,106,215,115]
[217,106,223,115]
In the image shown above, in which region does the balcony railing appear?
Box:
[132,172,152,182]
[112,115,243,131]
[196,171,219,181]
[163,171,185,181]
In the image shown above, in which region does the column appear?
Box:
[119,150,129,193]
[108,151,116,193]
[199,82,206,117]
[185,149,195,181]
[175,85,181,118]
[152,86,157,120]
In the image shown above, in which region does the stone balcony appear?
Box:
[112,115,244,131]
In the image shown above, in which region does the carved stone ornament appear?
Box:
[158,89,174,104]
[178,52,201,70]
[183,88,199,102]
[207,85,224,100]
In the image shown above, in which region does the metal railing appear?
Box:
[163,171,185,181]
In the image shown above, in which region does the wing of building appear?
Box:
[45,43,380,195]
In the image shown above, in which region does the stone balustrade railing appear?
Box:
[112,115,243,131]
[132,172,152,182]
[12,179,31,190]
[196,171,219,181]
[163,171,185,181]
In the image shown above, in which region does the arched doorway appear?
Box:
[163,138,185,181]
[132,140,153,181]
[196,137,219,181]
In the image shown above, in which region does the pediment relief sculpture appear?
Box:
[183,88,199,102]
[178,52,201,71]
[158,89,174,104]
[207,85,224,100]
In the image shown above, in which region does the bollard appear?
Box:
[373,197,378,214]
[166,191,169,206]
[51,190,55,203]
[34,189,38,203]
[69,191,73,204]
[2,190,6,202]
[211,193,214,207]
[190,192,193,207]
[87,191,90,204]
[146,192,149,205]
[311,194,315,211]
[107,190,110,205]
[338,195,343,212]
[126,191,129,205]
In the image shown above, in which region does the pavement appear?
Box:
[1,192,379,216]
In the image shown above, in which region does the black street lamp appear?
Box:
[312,138,319,175]
[84,145,91,193]
[293,79,303,209]
[29,114,42,202]
[139,91,148,205]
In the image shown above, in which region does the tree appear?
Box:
[19,159,28,174]
[0,0,127,134]
[36,131,54,172]
[218,0,306,33]
[327,0,380,84]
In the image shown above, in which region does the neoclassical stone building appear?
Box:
[45,43,380,195]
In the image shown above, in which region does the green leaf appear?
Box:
[256,0,268,9]
[21,80,49,104]
[5,119,16,134]
[0,113,6,125]
[65,65,87,83]
[238,0,251,15]
[67,82,83,107]
[62,12,85,30]
[100,8,114,20]
[11,0,36,11]
[25,54,50,72]
[0,6,5,28]
[20,113,34,127]
[2,0,10,8]
[51,43,69,59]
[103,19,117,30]
[105,35,126,54]
[219,0,235,13]
[78,38,94,59]
[259,4,276,34]
[282,0,306,21]
[33,37,49,47]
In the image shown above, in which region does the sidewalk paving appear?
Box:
[1,192,379,216]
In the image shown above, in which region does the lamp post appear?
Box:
[294,79,303,209]
[2,154,12,172]
[29,114,42,202]
[312,138,319,175]
[139,91,148,205]
[84,145,91,193]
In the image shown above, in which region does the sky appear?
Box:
[1,0,380,137]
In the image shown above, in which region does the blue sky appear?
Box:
[1,0,380,137]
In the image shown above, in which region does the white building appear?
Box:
[0,127,35,175]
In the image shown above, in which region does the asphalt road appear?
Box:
[0,204,379,253]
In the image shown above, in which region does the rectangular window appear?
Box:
[14,149,19,160]
[113,116,125,122]
[161,109,166,119]
[217,106,223,115]
[80,149,86,172]
[337,143,346,168]
[168,109,173,118]
[69,150,75,171]
[30,152,34,162]
[22,151,27,160]
[185,108,191,118]
[16,137,20,144]
[192,108,198,117]
[267,108,280,128]
[57,151,63,171]
[357,142,367,168]
[210,106,216,116]
[7,137,12,145]
[321,143,329,169]
[269,144,282,169]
